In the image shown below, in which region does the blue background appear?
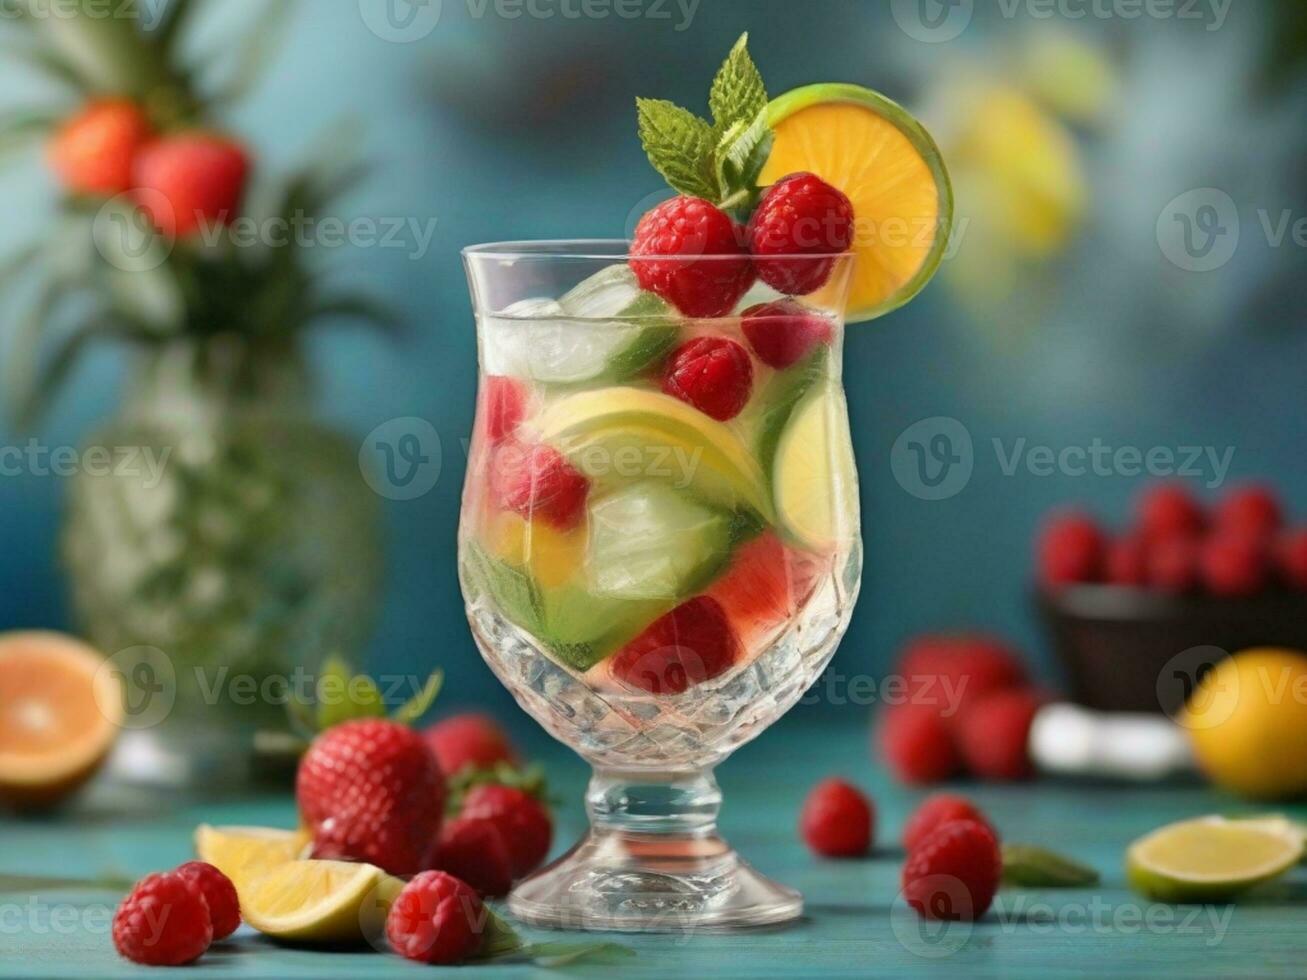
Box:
[1,0,1305,732]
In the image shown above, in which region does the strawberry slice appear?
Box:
[610,596,741,695]
[489,440,589,531]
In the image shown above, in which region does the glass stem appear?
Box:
[587,769,722,837]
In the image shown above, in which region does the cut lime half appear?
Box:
[1125,816,1301,903]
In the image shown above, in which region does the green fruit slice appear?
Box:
[771,383,858,551]
[750,347,833,483]
[587,481,732,601]
[1125,817,1302,903]
[535,387,773,521]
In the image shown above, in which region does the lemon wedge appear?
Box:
[240,859,404,944]
[194,824,311,893]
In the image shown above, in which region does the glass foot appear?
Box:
[508,769,802,933]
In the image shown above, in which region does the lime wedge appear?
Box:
[1126,817,1302,903]
[772,383,859,551]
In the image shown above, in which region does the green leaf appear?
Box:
[708,33,767,134]
[390,669,443,727]
[153,0,205,54]
[1001,844,1100,888]
[446,762,548,814]
[0,107,65,161]
[473,911,632,967]
[0,42,91,94]
[636,97,718,201]
[205,0,300,106]
[314,655,387,730]
[714,109,773,209]
[475,909,524,959]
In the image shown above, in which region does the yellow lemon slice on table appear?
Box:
[240,859,404,944]
[1126,817,1302,903]
[194,824,311,894]
[760,83,953,322]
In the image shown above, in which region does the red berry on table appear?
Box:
[431,817,515,898]
[386,871,485,965]
[748,172,855,295]
[478,376,527,445]
[1147,533,1200,593]
[1036,510,1105,587]
[1104,533,1149,586]
[741,299,833,370]
[610,595,741,695]
[490,440,589,531]
[424,713,517,777]
[901,819,1002,921]
[895,633,1027,716]
[1136,482,1205,541]
[902,793,994,853]
[800,778,874,858]
[879,702,961,785]
[296,718,447,877]
[956,688,1043,781]
[662,336,754,421]
[112,871,213,966]
[173,861,240,940]
[1278,528,1307,591]
[1200,531,1270,597]
[133,132,250,237]
[1214,483,1282,539]
[630,196,754,317]
[460,784,553,878]
[47,99,152,196]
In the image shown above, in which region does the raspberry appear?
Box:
[424,713,517,777]
[1147,533,1200,593]
[748,172,854,295]
[460,784,553,878]
[661,336,754,421]
[895,633,1027,717]
[741,300,833,370]
[479,376,526,445]
[800,778,874,857]
[1200,530,1270,597]
[1104,533,1149,586]
[1036,510,1105,587]
[1279,528,1307,592]
[386,871,485,965]
[901,794,994,853]
[133,133,250,237]
[630,196,754,317]
[173,861,240,941]
[956,688,1043,781]
[1214,484,1282,539]
[113,872,212,966]
[610,596,741,695]
[47,99,152,196]
[297,719,447,877]
[1136,482,1205,541]
[879,702,961,785]
[901,819,1002,921]
[431,817,514,898]
[489,440,589,531]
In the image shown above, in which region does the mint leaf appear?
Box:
[315,655,386,730]
[1001,844,1100,888]
[709,33,768,134]
[474,910,633,966]
[636,97,719,201]
[390,669,443,726]
[714,110,774,209]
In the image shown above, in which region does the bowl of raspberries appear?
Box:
[1035,480,1307,714]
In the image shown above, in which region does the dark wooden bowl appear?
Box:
[1037,586,1307,715]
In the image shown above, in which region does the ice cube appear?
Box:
[560,264,646,319]
[481,297,562,377]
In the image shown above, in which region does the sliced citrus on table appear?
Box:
[1126,816,1302,903]
[760,83,953,322]
[772,384,858,552]
[0,630,123,809]
[194,824,312,893]
[240,859,404,944]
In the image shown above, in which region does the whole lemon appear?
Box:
[1181,648,1307,799]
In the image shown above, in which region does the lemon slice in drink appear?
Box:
[760,83,952,322]
[772,384,858,551]
[1126,817,1302,903]
[240,859,404,944]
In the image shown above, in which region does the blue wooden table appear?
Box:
[2,718,1305,979]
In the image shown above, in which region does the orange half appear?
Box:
[760,83,953,322]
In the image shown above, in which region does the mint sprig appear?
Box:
[1001,844,1100,888]
[475,909,632,967]
[637,32,772,214]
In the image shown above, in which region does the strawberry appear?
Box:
[610,596,741,695]
[629,196,754,317]
[1147,533,1201,593]
[1214,483,1282,540]
[879,702,961,785]
[895,633,1027,717]
[800,778,874,858]
[1036,510,1105,587]
[459,784,552,878]
[133,133,250,237]
[47,99,152,196]
[1279,528,1307,592]
[1104,533,1149,586]
[956,688,1043,781]
[741,299,833,369]
[489,440,589,531]
[431,817,514,898]
[747,172,854,295]
[296,719,446,877]
[1200,530,1271,597]
[1136,482,1205,541]
[478,376,527,445]
[661,336,754,421]
[424,713,517,777]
